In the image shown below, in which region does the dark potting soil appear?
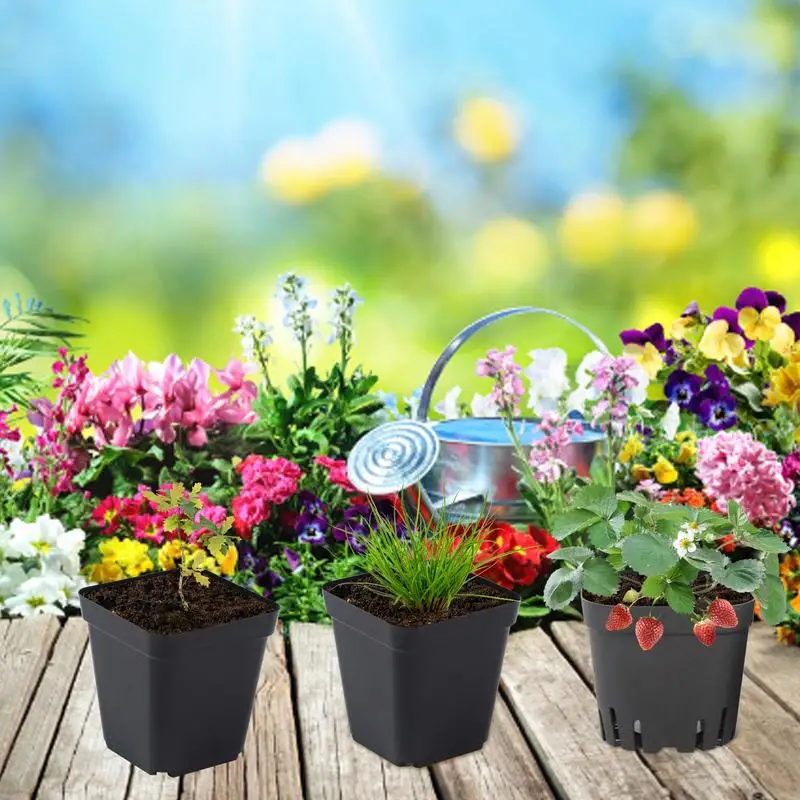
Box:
[83,570,277,635]
[584,570,752,610]
[328,573,513,627]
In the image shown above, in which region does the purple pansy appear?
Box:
[255,570,284,593]
[782,311,800,340]
[619,322,668,352]
[284,547,303,573]
[298,490,326,516]
[664,370,703,409]
[704,364,729,391]
[711,306,745,336]
[296,512,328,545]
[736,287,786,313]
[695,385,737,431]
[237,541,268,576]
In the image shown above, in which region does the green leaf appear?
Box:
[755,574,787,625]
[684,547,729,572]
[740,529,790,554]
[765,552,780,577]
[716,559,766,593]
[640,575,666,599]
[664,582,695,615]
[621,533,679,576]
[581,558,619,596]
[573,485,618,519]
[667,560,700,585]
[205,535,230,562]
[606,547,624,570]
[516,599,553,618]
[616,490,650,506]
[544,567,580,610]
[548,546,593,564]
[732,382,764,413]
[162,515,180,533]
[587,520,617,549]
[726,499,749,531]
[551,509,596,542]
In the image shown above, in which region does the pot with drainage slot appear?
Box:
[582,596,755,752]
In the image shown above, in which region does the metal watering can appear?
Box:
[347,307,609,524]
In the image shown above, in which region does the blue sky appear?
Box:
[0,0,751,200]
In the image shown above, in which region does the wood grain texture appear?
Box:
[289,623,437,800]
[0,619,87,800]
[550,621,777,800]
[432,696,555,800]
[745,624,800,720]
[126,769,179,800]
[501,628,669,800]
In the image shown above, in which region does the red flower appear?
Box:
[474,523,559,590]
[315,455,357,492]
[232,491,270,539]
[91,496,124,534]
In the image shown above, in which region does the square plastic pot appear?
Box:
[582,594,754,753]
[323,574,519,766]
[79,571,278,776]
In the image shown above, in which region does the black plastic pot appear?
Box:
[323,574,519,766]
[582,594,754,753]
[79,571,278,776]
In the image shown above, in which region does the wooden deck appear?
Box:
[0,618,798,800]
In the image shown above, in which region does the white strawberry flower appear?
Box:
[673,521,703,558]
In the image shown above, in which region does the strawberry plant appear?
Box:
[144,482,238,610]
[543,485,789,649]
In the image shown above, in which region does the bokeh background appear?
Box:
[3,0,800,404]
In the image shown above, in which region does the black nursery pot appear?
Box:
[323,574,520,767]
[79,572,278,776]
[582,594,755,753]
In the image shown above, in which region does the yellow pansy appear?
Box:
[90,560,124,583]
[674,443,696,465]
[216,545,238,577]
[738,305,782,341]
[764,360,800,409]
[631,464,652,482]
[670,316,694,341]
[11,477,30,492]
[698,320,747,368]
[676,430,696,443]
[624,341,664,379]
[158,540,184,571]
[653,456,678,485]
[771,322,796,357]
[619,436,644,464]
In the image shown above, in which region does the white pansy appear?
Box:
[525,348,570,415]
[0,561,27,604]
[4,573,67,618]
[567,350,605,412]
[471,392,499,418]
[628,361,650,407]
[435,386,462,420]
[661,402,681,441]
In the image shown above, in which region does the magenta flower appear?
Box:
[476,346,524,415]
[696,431,796,527]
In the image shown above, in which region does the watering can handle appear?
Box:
[417,306,610,422]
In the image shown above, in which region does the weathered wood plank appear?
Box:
[501,628,669,800]
[183,627,302,800]
[550,621,780,800]
[0,615,61,777]
[36,646,131,800]
[127,769,179,800]
[0,619,88,800]
[290,623,436,800]
[745,624,800,720]
[432,696,555,800]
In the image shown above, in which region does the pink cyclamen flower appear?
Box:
[696,431,796,527]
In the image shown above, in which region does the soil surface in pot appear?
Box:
[84,571,276,634]
[585,570,751,608]
[328,574,512,627]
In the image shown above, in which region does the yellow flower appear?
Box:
[676,430,695,443]
[764,361,800,409]
[698,320,747,367]
[777,625,797,646]
[653,456,678,485]
[11,477,30,492]
[631,464,652,482]
[626,191,697,258]
[216,545,238,577]
[126,556,154,577]
[771,321,796,357]
[669,316,694,341]
[99,537,154,577]
[90,559,124,583]
[791,594,800,615]
[558,192,625,266]
[674,443,696,465]
[623,342,664,379]
[158,540,183,571]
[619,436,644,464]
[453,97,520,163]
[738,305,782,341]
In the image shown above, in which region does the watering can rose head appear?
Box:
[542,486,788,651]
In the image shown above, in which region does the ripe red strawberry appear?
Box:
[708,598,738,629]
[693,619,717,647]
[606,603,633,631]
[635,617,664,651]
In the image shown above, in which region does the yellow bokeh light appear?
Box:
[453,96,521,163]
[757,231,800,283]
[471,216,549,284]
[627,191,698,257]
[632,297,677,332]
[558,191,625,266]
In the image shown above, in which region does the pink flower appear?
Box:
[476,346,524,415]
[315,455,357,492]
[527,414,584,484]
[232,491,271,538]
[133,514,164,544]
[696,431,796,527]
